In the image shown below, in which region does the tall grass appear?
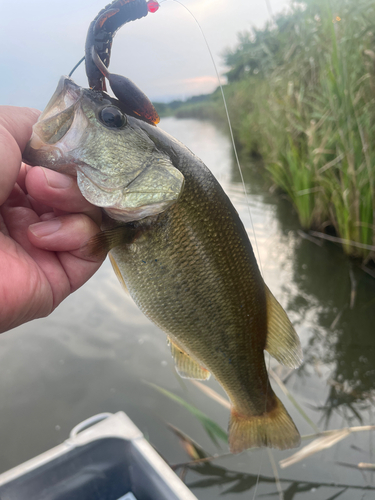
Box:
[222,0,375,260]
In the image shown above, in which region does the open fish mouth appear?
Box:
[38,77,82,126]
[31,77,81,147]
[24,77,89,172]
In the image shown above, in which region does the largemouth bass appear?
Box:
[24,77,302,453]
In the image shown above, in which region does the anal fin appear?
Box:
[265,285,303,368]
[168,339,210,380]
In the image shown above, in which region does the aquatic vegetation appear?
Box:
[245,0,374,260]
[182,0,375,261]
[149,383,228,447]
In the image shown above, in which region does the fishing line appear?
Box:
[159,2,275,498]
[160,0,264,277]
[265,0,274,20]
[69,56,85,77]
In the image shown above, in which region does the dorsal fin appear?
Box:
[264,285,303,368]
[168,338,211,380]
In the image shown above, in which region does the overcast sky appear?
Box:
[1,0,291,110]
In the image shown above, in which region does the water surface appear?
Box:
[0,117,374,499]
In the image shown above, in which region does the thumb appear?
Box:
[0,106,40,205]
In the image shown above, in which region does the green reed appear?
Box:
[221,0,375,260]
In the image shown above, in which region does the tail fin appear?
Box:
[228,396,300,453]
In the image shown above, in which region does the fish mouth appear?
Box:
[23,77,85,171]
[39,76,81,124]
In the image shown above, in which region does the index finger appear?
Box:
[0,106,40,205]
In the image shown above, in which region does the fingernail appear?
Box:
[29,219,62,237]
[42,168,73,189]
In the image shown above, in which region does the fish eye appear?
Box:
[99,106,126,128]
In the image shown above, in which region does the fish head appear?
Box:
[24,77,184,222]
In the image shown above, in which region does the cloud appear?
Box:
[181,75,222,86]
[2,0,291,106]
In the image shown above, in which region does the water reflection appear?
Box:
[227,149,375,429]
[269,192,375,426]
[186,461,375,499]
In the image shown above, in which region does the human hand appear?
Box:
[0,106,104,333]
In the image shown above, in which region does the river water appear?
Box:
[0,117,374,499]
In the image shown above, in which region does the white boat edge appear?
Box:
[0,411,198,500]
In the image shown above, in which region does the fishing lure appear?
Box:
[85,0,160,124]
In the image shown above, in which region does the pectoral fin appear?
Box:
[265,285,303,368]
[83,225,139,259]
[168,339,211,380]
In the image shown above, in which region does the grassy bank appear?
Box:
[154,94,219,120]
[227,0,375,261]
[163,0,375,262]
